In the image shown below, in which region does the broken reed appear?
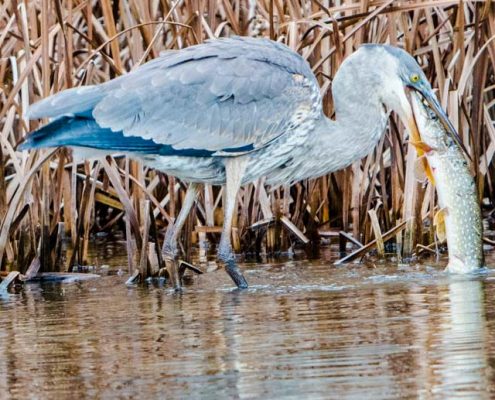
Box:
[0,0,494,275]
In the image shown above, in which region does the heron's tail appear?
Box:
[19,116,163,153]
[27,85,104,119]
[19,117,214,157]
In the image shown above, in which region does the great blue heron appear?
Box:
[21,36,459,289]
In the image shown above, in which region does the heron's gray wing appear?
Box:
[94,37,318,153]
[27,50,181,120]
[29,37,319,155]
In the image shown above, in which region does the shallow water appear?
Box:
[1,249,495,399]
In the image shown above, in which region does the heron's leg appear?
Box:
[218,158,249,289]
[162,182,199,288]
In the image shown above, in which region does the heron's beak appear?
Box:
[412,86,471,160]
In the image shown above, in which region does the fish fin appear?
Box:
[411,141,434,153]
[424,161,436,185]
[434,207,448,243]
[410,138,436,184]
[414,156,436,185]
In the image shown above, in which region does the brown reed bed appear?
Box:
[0,0,494,279]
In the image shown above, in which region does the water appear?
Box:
[1,249,495,399]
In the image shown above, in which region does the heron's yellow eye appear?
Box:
[410,74,420,83]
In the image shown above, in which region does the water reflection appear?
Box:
[0,263,494,398]
[427,279,489,398]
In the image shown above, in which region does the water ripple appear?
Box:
[0,261,494,399]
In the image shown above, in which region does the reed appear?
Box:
[0,0,494,276]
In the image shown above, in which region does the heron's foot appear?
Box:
[218,243,248,289]
[163,253,203,289]
[163,253,181,290]
[225,259,248,289]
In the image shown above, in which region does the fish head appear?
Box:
[403,65,469,159]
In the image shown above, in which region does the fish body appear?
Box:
[411,94,484,273]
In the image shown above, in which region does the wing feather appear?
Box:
[29,37,319,154]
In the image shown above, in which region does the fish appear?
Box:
[411,93,484,273]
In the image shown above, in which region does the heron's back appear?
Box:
[23,37,323,184]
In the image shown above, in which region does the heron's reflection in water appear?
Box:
[432,278,488,398]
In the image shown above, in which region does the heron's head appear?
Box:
[340,44,461,149]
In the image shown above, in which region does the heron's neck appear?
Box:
[314,96,388,170]
[322,63,390,164]
[272,109,386,185]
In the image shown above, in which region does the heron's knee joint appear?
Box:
[163,242,179,258]
[217,246,234,263]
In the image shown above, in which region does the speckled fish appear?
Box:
[411,93,484,273]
